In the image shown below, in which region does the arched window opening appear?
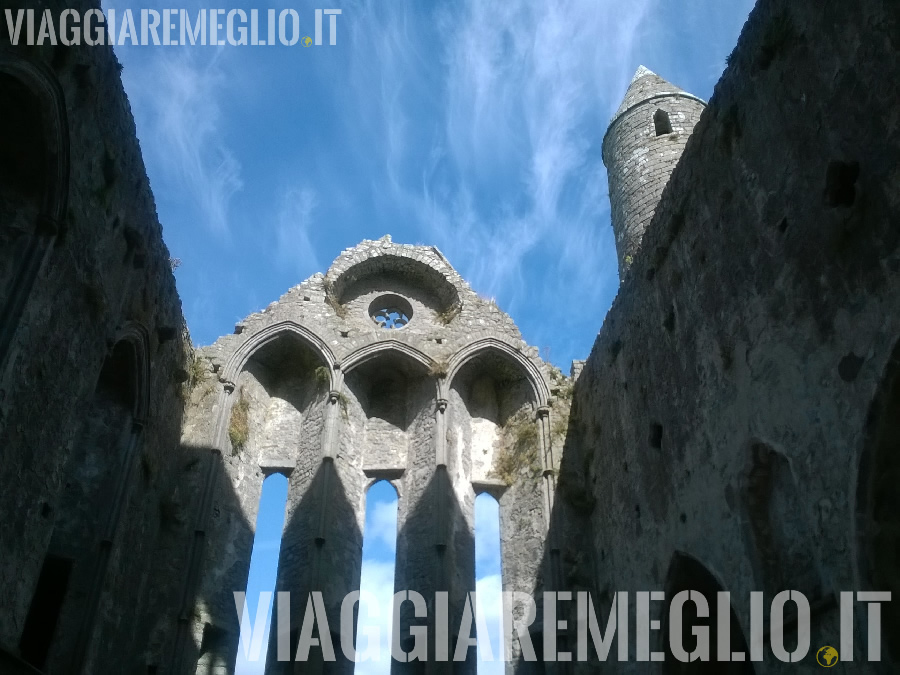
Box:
[654,108,673,136]
[662,553,754,674]
[366,372,409,429]
[344,351,431,470]
[450,351,537,485]
[234,473,289,674]
[356,480,399,673]
[745,443,823,600]
[475,493,503,674]
[0,72,48,341]
[857,343,900,665]
[238,332,329,461]
[19,340,138,670]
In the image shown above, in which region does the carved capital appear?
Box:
[221,380,236,393]
[536,406,551,420]
[436,398,449,414]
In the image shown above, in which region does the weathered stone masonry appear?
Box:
[554,0,900,673]
[181,237,560,674]
[0,2,192,671]
[602,67,706,278]
[0,0,899,673]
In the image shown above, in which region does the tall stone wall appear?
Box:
[556,0,900,671]
[0,0,192,671]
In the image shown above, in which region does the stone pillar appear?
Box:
[71,418,145,673]
[536,406,554,534]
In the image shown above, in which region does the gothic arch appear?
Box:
[221,320,336,387]
[343,342,436,468]
[216,321,334,456]
[446,338,550,406]
[661,552,754,674]
[342,339,434,377]
[0,51,68,225]
[110,322,152,421]
[0,51,70,371]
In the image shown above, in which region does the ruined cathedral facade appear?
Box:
[0,0,898,674]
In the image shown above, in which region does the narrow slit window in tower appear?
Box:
[654,109,673,136]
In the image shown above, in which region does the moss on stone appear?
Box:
[228,389,250,455]
[435,304,460,325]
[428,359,449,378]
[188,354,207,390]
[323,280,348,319]
[492,409,541,484]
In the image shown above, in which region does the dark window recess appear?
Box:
[19,555,73,669]
[650,423,663,449]
[654,109,673,136]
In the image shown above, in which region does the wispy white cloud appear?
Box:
[432,0,652,297]
[276,185,320,273]
[337,0,651,339]
[122,47,242,236]
[368,498,399,554]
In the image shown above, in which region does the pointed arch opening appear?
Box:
[344,349,432,471]
[745,442,823,600]
[449,349,537,484]
[232,331,330,462]
[356,479,399,672]
[0,71,46,328]
[661,553,754,674]
[234,472,289,674]
[0,57,68,369]
[474,492,503,674]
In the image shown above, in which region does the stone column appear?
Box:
[71,418,145,673]
[536,406,554,534]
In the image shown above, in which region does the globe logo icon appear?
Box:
[302,36,313,47]
[816,646,839,667]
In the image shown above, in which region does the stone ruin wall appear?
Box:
[180,238,565,673]
[0,0,193,671]
[554,0,900,672]
[1,0,899,672]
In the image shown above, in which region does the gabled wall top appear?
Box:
[325,235,463,310]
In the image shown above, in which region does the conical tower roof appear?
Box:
[613,65,694,119]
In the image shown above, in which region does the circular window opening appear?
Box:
[369,294,413,329]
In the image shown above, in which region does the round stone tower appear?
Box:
[602,65,706,277]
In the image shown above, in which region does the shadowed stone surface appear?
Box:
[0,0,898,673]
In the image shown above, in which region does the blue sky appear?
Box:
[109,0,755,670]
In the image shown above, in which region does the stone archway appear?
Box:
[662,553,754,675]
[856,341,900,666]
